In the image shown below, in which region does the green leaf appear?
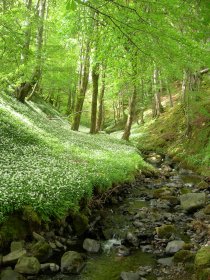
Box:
[66,0,77,11]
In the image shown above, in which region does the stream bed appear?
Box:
[2,153,209,280]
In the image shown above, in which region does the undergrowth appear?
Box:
[135,88,210,176]
[0,93,152,223]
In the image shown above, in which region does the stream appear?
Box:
[5,153,209,280]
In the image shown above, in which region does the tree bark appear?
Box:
[122,85,137,141]
[122,55,138,141]
[181,70,188,104]
[139,78,145,124]
[21,0,33,64]
[152,68,163,118]
[96,69,106,132]
[66,89,72,116]
[90,63,100,134]
[71,42,90,131]
[32,0,47,83]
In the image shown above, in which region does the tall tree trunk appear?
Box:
[181,70,188,104]
[32,0,47,83]
[96,69,106,132]
[90,63,100,134]
[181,70,191,136]
[139,78,145,124]
[66,89,72,116]
[71,42,90,131]
[122,85,137,141]
[21,0,32,64]
[152,68,163,118]
[113,101,117,124]
[122,55,138,141]
[16,0,33,102]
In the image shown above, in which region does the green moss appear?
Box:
[0,216,28,247]
[22,206,41,225]
[30,241,52,262]
[194,247,210,269]
[196,268,210,280]
[156,224,177,239]
[198,181,209,190]
[153,187,172,199]
[162,195,179,205]
[203,205,210,215]
[180,188,191,194]
[174,250,195,263]
[72,213,89,236]
[183,243,194,250]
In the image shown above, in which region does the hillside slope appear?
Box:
[136,93,210,176]
[0,93,151,223]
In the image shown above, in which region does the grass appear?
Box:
[0,93,152,223]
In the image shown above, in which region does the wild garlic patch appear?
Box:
[0,93,150,222]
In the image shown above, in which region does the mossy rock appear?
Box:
[174,250,195,263]
[156,224,177,239]
[30,241,52,262]
[196,268,210,280]
[153,187,173,199]
[194,247,210,269]
[180,188,191,195]
[197,181,209,190]
[162,195,179,205]
[203,205,210,215]
[183,243,194,250]
[72,213,89,236]
[0,216,28,248]
[22,206,41,225]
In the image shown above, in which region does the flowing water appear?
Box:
[37,153,209,280]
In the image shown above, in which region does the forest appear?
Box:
[0,0,210,280]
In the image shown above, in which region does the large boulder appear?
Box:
[83,238,100,253]
[180,193,206,212]
[3,250,26,265]
[30,241,52,262]
[10,241,25,252]
[15,256,40,275]
[0,268,26,280]
[61,251,85,274]
[166,240,185,254]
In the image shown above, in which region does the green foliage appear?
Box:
[0,93,150,223]
[136,88,210,176]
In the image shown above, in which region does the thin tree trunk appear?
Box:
[66,89,72,116]
[71,42,90,131]
[122,55,138,141]
[122,85,137,141]
[181,70,191,136]
[90,63,100,134]
[139,78,145,124]
[21,0,32,64]
[113,101,117,124]
[152,68,163,118]
[33,0,47,83]
[181,70,188,104]
[96,69,106,132]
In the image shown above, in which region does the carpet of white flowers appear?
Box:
[0,93,151,222]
